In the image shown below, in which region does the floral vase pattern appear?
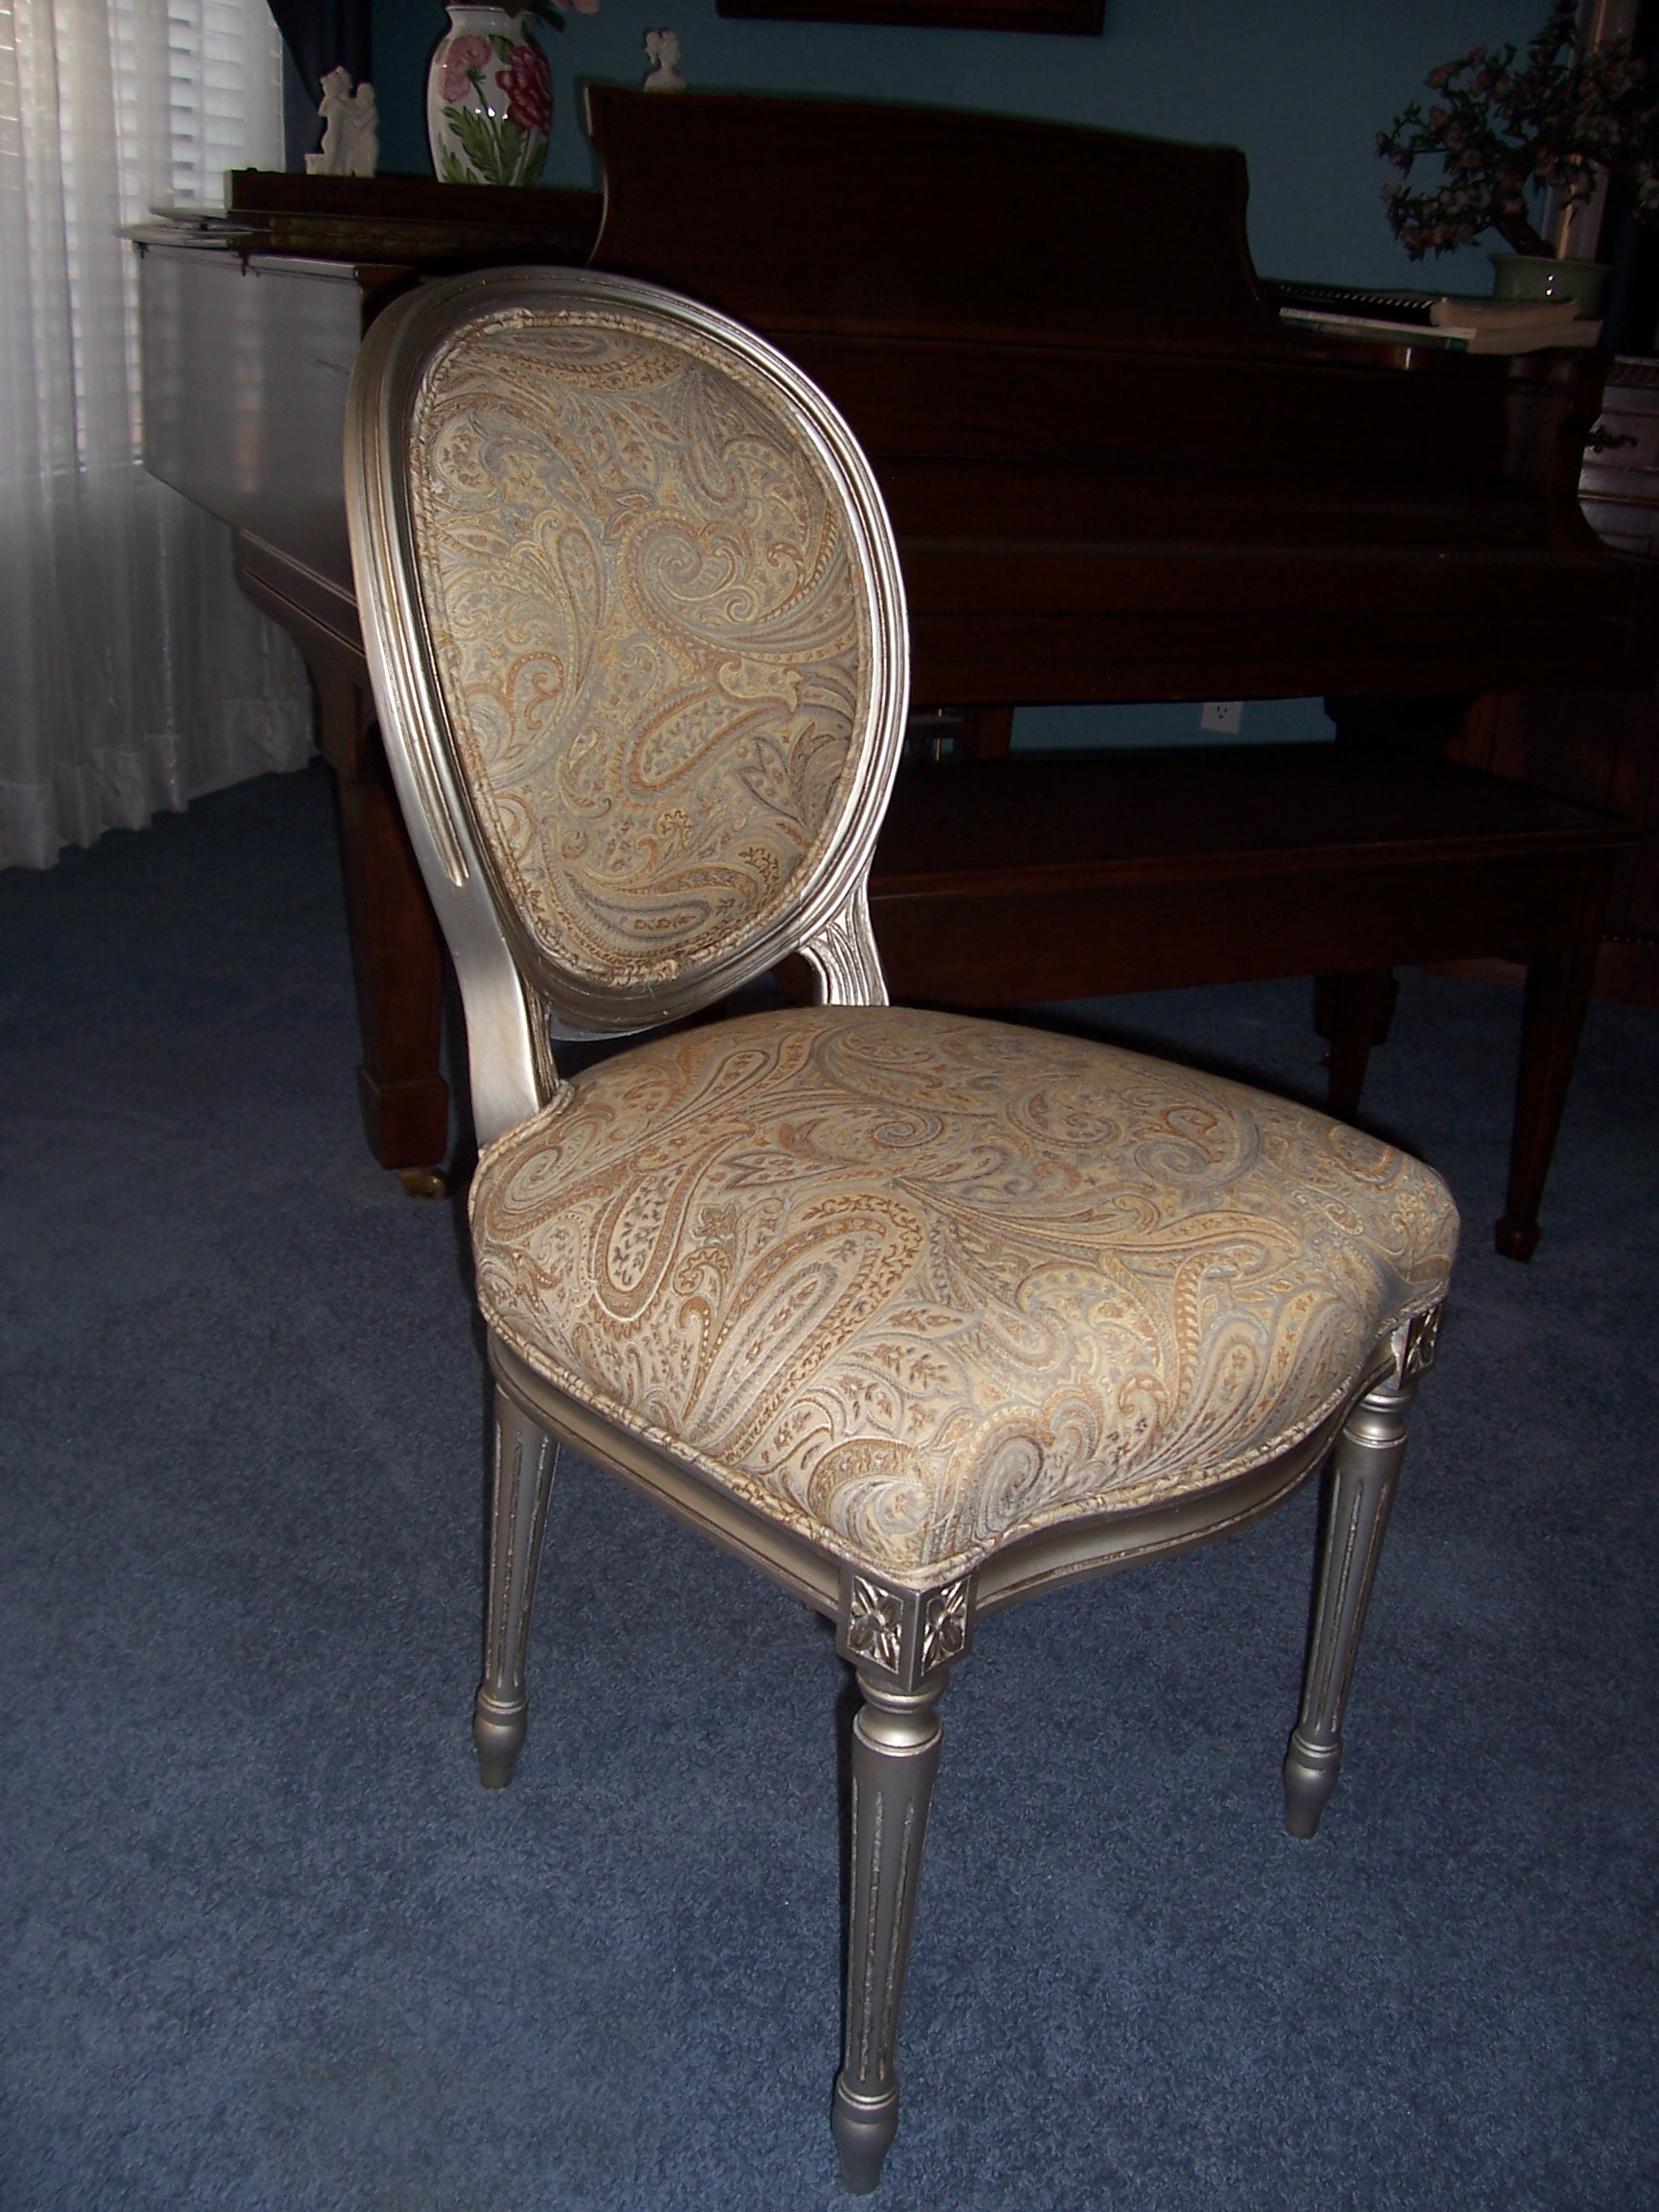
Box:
[428,7,552,188]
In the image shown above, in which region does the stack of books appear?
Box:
[1269,281,1601,355]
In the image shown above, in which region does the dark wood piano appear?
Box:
[136,92,1649,1252]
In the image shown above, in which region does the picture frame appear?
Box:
[715,0,1104,36]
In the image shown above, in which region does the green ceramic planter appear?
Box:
[1489,253,1611,317]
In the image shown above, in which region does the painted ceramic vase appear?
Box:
[428,7,552,189]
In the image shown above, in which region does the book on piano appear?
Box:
[1268,279,1601,354]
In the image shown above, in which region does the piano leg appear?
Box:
[1327,691,1616,1261]
[234,545,450,1190]
[333,740,451,1193]
[307,654,451,1192]
[1313,970,1399,1121]
[1497,854,1612,1262]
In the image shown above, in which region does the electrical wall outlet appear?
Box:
[1200,700,1244,735]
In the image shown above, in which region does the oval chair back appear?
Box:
[347,266,910,1146]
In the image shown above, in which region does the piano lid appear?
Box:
[585,88,1284,348]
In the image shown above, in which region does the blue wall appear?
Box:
[371,0,1545,746]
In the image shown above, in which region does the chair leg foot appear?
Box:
[1282,1731,1343,1839]
[474,1380,559,1789]
[1284,1358,1420,1839]
[472,1692,527,1790]
[831,2080,900,2196]
[831,1668,946,2194]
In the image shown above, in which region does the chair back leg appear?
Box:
[832,1669,949,2194]
[1283,1365,1421,1838]
[474,1382,560,1789]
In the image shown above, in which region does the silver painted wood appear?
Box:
[474,1387,560,1789]
[1283,1305,1443,1839]
[832,1668,947,2195]
[837,1563,974,1691]
[801,882,889,1008]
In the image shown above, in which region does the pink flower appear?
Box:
[440,35,493,103]
[499,45,551,136]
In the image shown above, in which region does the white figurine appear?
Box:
[642,30,685,93]
[305,67,379,178]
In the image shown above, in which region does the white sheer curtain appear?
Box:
[0,0,314,871]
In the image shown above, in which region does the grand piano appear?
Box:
[136,91,1648,1252]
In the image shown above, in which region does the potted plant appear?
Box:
[428,0,598,190]
[1377,0,1659,313]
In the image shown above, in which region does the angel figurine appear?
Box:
[642,30,685,93]
[305,67,379,178]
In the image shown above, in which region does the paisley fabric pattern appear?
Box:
[405,310,871,988]
[472,1007,1458,1588]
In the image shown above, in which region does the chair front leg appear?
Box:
[1283,1314,1438,1838]
[833,1667,947,2195]
[474,1383,559,1789]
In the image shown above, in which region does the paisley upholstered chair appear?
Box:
[345,266,1457,2194]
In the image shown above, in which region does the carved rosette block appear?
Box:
[1387,1301,1443,1389]
[836,1567,974,1691]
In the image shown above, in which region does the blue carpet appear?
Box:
[2,763,1655,2211]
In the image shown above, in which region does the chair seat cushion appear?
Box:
[470,1007,1457,1585]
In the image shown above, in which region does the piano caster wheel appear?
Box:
[397,1166,451,1200]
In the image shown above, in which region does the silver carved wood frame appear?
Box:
[345,264,1450,2196]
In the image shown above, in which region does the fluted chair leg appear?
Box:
[1284,1365,1420,1839]
[832,1669,946,2195]
[473,1385,559,1789]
